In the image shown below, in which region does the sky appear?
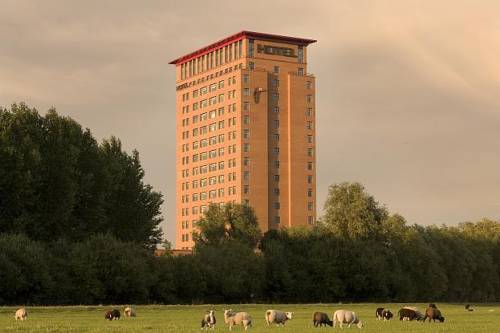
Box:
[1,0,499,243]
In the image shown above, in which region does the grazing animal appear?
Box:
[224,309,252,331]
[265,310,293,326]
[201,310,216,330]
[375,307,393,320]
[465,304,474,312]
[423,306,445,322]
[312,312,333,327]
[15,308,27,321]
[333,310,363,328]
[398,307,424,321]
[124,306,136,317]
[104,309,121,320]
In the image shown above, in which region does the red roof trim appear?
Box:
[169,31,316,65]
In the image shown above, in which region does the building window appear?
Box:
[306,81,312,89]
[274,188,280,196]
[308,148,314,157]
[243,88,250,96]
[243,171,249,181]
[272,78,279,88]
[249,62,255,69]
[308,202,313,211]
[248,39,254,57]
[307,121,313,130]
[298,46,304,63]
[243,102,250,111]
[243,157,250,166]
[274,202,280,209]
[273,66,280,74]
[243,74,249,83]
[308,188,313,197]
[273,93,279,101]
[243,143,250,152]
[243,115,250,125]
[275,216,280,224]
[298,67,304,76]
[274,174,280,182]
[307,162,313,170]
[308,216,314,225]
[243,185,249,194]
[307,95,313,103]
[274,160,280,168]
[307,175,313,184]
[273,106,279,113]
[274,120,279,129]
[274,147,280,155]
[243,129,250,139]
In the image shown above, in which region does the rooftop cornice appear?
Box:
[169,30,316,65]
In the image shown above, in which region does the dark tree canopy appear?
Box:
[193,202,261,248]
[0,103,163,248]
[321,182,388,239]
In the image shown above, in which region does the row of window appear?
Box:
[181,145,238,165]
[182,160,314,180]
[180,40,244,80]
[181,131,237,153]
[181,117,238,139]
[181,158,238,178]
[177,63,243,94]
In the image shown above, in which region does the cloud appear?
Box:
[1,0,499,243]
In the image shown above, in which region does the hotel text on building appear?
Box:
[170,31,317,249]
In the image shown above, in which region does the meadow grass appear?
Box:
[0,303,498,332]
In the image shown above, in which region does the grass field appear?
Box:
[0,303,498,332]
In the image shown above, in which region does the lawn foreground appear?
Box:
[1,303,499,332]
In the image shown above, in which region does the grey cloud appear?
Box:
[1,0,499,243]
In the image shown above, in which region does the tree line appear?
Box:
[1,104,499,305]
[0,103,163,248]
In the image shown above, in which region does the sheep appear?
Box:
[465,304,474,312]
[124,306,136,317]
[265,309,293,326]
[375,307,393,320]
[201,310,216,330]
[333,309,363,328]
[398,307,424,321]
[423,305,445,322]
[104,309,121,320]
[312,312,333,327]
[224,309,252,331]
[15,308,27,321]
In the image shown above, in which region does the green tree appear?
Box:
[193,202,261,248]
[321,182,388,239]
[100,137,163,248]
[0,103,163,248]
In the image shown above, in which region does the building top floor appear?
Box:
[169,31,316,82]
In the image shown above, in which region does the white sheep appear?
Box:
[15,308,27,321]
[124,306,136,317]
[224,309,252,331]
[265,310,293,326]
[333,309,363,328]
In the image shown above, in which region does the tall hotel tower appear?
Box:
[170,31,316,249]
